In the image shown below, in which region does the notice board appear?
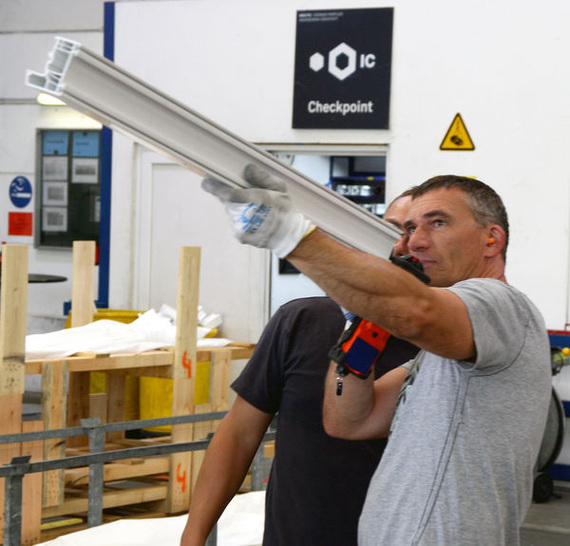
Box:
[37,129,101,248]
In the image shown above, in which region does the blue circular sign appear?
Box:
[9,176,33,208]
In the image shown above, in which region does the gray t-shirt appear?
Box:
[358,278,551,546]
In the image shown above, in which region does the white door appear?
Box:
[133,151,269,342]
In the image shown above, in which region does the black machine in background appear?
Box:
[328,156,386,217]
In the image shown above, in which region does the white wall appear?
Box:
[2,0,570,334]
[0,0,105,331]
[109,0,570,332]
[386,0,570,329]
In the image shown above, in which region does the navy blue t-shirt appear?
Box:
[232,296,419,545]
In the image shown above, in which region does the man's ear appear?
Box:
[485,226,505,257]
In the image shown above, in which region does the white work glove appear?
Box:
[202,164,316,258]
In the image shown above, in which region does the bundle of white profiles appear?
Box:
[26,37,400,259]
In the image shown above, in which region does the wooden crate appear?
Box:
[30,345,253,517]
[0,242,255,543]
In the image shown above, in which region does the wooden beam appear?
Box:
[0,244,28,541]
[210,349,231,413]
[25,345,255,375]
[89,392,108,424]
[70,241,96,328]
[190,349,233,492]
[41,359,67,508]
[0,244,28,395]
[65,457,169,487]
[106,374,126,443]
[42,484,168,519]
[167,247,200,513]
[67,241,96,448]
[21,420,44,546]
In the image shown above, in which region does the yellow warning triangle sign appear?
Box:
[440,113,475,151]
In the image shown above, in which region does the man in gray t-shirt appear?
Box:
[203,169,551,545]
[359,278,550,545]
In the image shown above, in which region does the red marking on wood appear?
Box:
[182,350,192,378]
[176,463,187,493]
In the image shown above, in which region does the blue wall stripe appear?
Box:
[97,1,115,308]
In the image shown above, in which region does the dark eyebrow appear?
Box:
[403,210,452,231]
[424,210,452,220]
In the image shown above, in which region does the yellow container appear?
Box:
[139,360,211,433]
[66,309,144,421]
[65,308,144,328]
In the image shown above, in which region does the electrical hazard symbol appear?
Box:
[440,113,475,151]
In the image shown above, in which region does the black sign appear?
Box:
[293,8,393,129]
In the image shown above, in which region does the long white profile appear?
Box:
[26,37,400,257]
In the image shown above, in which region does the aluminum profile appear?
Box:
[26,37,400,257]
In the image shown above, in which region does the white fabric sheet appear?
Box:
[26,309,232,360]
[38,490,265,546]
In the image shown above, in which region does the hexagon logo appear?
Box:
[309,52,325,72]
[328,42,357,81]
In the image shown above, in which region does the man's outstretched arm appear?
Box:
[287,229,473,360]
[202,165,474,361]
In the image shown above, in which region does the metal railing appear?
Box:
[0,412,275,546]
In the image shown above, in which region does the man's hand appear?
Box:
[202,164,315,258]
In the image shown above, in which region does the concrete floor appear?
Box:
[521,483,570,545]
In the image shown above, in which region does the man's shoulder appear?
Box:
[451,277,505,289]
[448,278,547,340]
[449,277,522,302]
[277,296,342,317]
[263,296,344,340]
[450,278,531,304]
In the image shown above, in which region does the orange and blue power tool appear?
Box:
[329,254,429,388]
